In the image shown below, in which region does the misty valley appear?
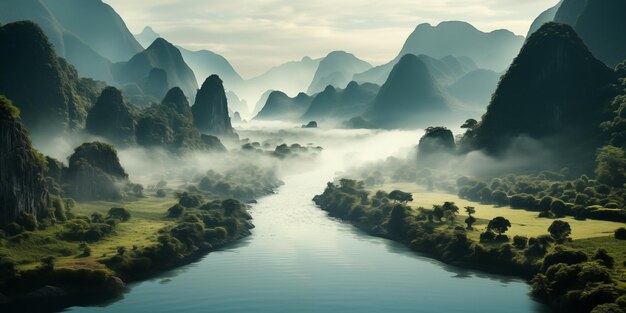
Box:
[1,1,626,313]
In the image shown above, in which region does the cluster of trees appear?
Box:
[457,171,626,223]
[241,142,323,159]
[313,179,625,312]
[194,166,283,200]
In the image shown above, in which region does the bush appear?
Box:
[16,212,38,231]
[167,204,185,218]
[614,227,626,240]
[204,227,228,241]
[156,189,166,197]
[542,247,588,270]
[513,235,528,249]
[178,192,203,208]
[593,249,615,268]
[4,222,23,236]
[479,231,496,242]
[108,207,131,221]
[550,199,568,217]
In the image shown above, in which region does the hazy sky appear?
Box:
[104,0,558,78]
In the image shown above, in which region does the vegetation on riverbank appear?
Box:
[0,164,281,311]
[313,179,626,313]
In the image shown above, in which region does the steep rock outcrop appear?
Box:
[301,81,379,121]
[192,75,236,138]
[0,96,49,225]
[0,21,103,137]
[86,87,136,145]
[65,142,129,201]
[465,23,617,167]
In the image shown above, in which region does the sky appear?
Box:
[104,0,559,79]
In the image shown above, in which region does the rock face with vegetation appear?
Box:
[418,127,455,156]
[0,21,103,137]
[111,37,198,101]
[366,54,451,129]
[137,87,226,151]
[464,23,616,168]
[0,96,49,226]
[192,75,236,138]
[64,142,129,201]
[86,87,137,145]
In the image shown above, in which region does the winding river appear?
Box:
[66,127,547,313]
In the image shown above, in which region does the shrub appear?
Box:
[4,222,23,236]
[614,227,626,240]
[479,231,496,242]
[593,249,615,268]
[550,199,568,217]
[542,247,588,270]
[178,192,203,208]
[16,212,38,231]
[107,207,131,221]
[204,227,228,241]
[167,204,185,218]
[513,235,528,249]
[156,189,166,197]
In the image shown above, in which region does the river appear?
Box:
[66,126,547,313]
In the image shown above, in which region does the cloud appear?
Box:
[104,0,559,78]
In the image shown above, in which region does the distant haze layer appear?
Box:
[103,0,558,78]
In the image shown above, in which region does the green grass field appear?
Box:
[0,195,177,272]
[374,182,625,240]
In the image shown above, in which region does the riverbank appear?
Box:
[0,194,256,313]
[313,179,626,313]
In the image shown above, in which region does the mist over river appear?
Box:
[66,124,547,313]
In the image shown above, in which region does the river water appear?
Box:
[66,126,547,313]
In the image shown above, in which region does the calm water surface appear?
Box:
[67,128,547,313]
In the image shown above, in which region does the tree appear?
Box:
[487,216,511,235]
[461,119,478,130]
[388,190,413,203]
[464,206,476,216]
[548,220,571,243]
[614,227,626,240]
[432,205,444,221]
[595,145,626,187]
[550,199,568,217]
[465,215,476,230]
[593,249,614,268]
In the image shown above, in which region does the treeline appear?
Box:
[313,179,626,313]
[457,168,626,223]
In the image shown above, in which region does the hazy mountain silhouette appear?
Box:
[527,1,562,37]
[446,69,501,108]
[365,54,451,129]
[178,46,243,89]
[255,91,313,121]
[192,75,236,138]
[42,0,143,63]
[111,38,198,101]
[353,54,476,86]
[398,21,524,72]
[465,23,616,166]
[0,21,103,137]
[307,51,372,94]
[135,26,160,48]
[302,81,379,121]
[0,0,114,81]
[252,89,275,117]
[226,91,249,117]
[237,56,320,105]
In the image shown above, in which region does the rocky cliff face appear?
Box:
[0,96,49,226]
[254,91,313,121]
[161,87,192,119]
[0,21,103,138]
[86,86,136,145]
[192,75,236,138]
[466,23,616,168]
[417,127,456,167]
[64,142,129,201]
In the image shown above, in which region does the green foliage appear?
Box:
[107,207,131,222]
[548,220,572,243]
[595,146,626,187]
[487,216,511,235]
[167,204,185,218]
[388,190,413,203]
[15,212,38,231]
[592,249,615,268]
[4,222,23,236]
[177,192,203,208]
[614,227,626,240]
